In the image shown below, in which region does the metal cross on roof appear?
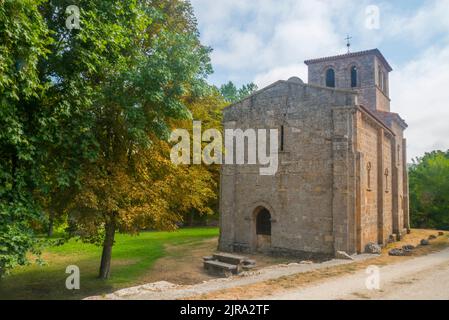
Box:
[345,35,352,53]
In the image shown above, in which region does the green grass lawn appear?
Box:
[0,227,218,300]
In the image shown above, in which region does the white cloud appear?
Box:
[254,63,308,88]
[386,1,449,45]
[212,31,264,71]
[191,0,449,159]
[391,44,449,159]
[192,0,355,85]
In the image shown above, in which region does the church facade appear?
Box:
[218,49,410,256]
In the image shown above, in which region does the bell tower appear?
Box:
[304,49,392,112]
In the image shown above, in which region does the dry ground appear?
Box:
[189,229,449,300]
[140,238,302,286]
[262,247,449,300]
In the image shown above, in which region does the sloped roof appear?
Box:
[304,49,393,72]
[374,110,408,129]
[223,78,357,112]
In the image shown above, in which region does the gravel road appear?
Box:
[258,247,449,300]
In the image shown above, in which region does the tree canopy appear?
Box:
[219,81,258,104]
[0,0,222,278]
[0,0,53,277]
[409,150,449,230]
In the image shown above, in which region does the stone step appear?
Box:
[204,260,239,276]
[242,259,256,266]
[212,253,247,265]
[202,256,214,261]
[242,264,256,271]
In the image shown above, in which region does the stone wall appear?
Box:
[307,54,375,89]
[390,121,406,235]
[354,108,405,250]
[382,135,393,243]
[357,112,379,247]
[306,52,391,112]
[219,79,358,255]
[219,50,408,257]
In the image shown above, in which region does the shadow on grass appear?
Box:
[0,227,218,300]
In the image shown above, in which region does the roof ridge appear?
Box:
[304,48,393,72]
[223,80,358,111]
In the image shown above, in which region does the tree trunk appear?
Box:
[98,219,116,279]
[47,212,54,237]
[188,211,194,226]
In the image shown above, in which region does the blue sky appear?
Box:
[190,0,449,160]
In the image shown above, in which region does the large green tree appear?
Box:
[39,0,214,279]
[409,150,449,230]
[0,0,54,277]
[1,0,218,279]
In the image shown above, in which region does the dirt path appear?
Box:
[87,230,448,300]
[88,254,373,300]
[258,247,449,300]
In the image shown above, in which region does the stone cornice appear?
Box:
[304,48,393,72]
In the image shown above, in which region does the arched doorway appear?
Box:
[255,207,271,251]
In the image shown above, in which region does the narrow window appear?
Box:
[351,66,358,87]
[397,145,401,166]
[367,162,372,191]
[384,168,389,192]
[378,69,383,90]
[280,125,284,152]
[381,71,384,91]
[325,68,335,88]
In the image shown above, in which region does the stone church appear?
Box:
[219,49,410,257]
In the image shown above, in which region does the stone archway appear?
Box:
[254,207,271,252]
